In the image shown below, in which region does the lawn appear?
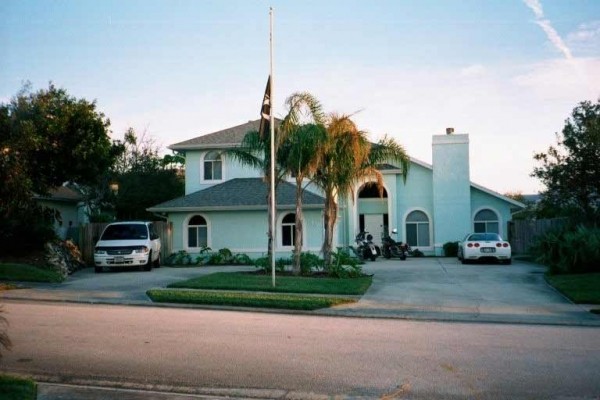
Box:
[0,374,37,400]
[147,289,356,310]
[0,263,63,283]
[545,273,600,304]
[167,272,372,295]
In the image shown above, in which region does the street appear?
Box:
[1,301,599,399]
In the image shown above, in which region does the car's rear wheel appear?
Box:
[461,258,469,265]
[94,266,102,273]
[504,258,512,265]
[153,253,161,268]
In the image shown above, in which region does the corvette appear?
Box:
[458,232,512,265]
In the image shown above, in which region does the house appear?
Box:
[148,120,524,257]
[34,185,89,240]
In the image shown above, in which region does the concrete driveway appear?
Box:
[3,258,598,326]
[322,257,599,325]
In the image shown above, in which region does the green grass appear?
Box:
[0,374,37,400]
[147,289,356,310]
[0,263,63,283]
[545,273,600,304]
[167,272,372,295]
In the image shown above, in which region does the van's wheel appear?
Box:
[143,252,153,271]
[153,253,161,268]
[95,266,102,273]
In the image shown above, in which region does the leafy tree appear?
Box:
[532,99,600,223]
[313,114,410,265]
[112,129,184,220]
[278,92,326,275]
[0,83,118,253]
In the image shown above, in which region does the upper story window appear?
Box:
[474,209,499,234]
[203,151,222,181]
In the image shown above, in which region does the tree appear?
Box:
[278,92,326,275]
[312,114,410,265]
[112,129,184,220]
[532,99,600,223]
[0,83,118,253]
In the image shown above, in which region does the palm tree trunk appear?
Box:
[292,177,304,275]
[322,192,338,267]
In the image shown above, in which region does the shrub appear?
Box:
[166,250,194,266]
[232,253,252,265]
[443,241,459,257]
[254,256,288,273]
[411,248,424,257]
[531,225,600,274]
[299,252,324,275]
[328,249,363,278]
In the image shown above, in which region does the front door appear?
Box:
[364,214,384,247]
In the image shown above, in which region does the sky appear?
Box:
[1,0,599,195]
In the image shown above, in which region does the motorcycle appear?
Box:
[355,231,380,261]
[381,229,410,260]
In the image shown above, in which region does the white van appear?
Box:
[94,221,161,273]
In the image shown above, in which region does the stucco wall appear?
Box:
[169,209,324,258]
[470,187,514,239]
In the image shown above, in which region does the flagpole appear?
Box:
[269,7,276,287]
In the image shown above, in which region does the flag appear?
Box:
[258,75,271,139]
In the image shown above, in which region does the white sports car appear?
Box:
[458,233,512,265]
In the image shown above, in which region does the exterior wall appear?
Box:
[168,209,323,258]
[432,134,471,255]
[394,163,434,250]
[185,150,262,194]
[37,200,82,239]
[470,188,514,239]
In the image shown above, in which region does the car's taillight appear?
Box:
[503,243,509,247]
[496,243,502,247]
[467,243,473,248]
[474,243,480,248]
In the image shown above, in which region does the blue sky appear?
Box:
[1,0,599,194]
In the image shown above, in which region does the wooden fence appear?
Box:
[77,221,173,265]
[509,218,567,254]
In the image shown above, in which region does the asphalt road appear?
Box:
[1,301,599,399]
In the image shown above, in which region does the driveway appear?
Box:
[2,259,598,326]
[321,257,599,325]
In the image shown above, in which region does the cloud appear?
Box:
[567,21,600,56]
[460,64,486,78]
[523,0,573,60]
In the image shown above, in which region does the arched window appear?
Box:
[203,151,222,181]
[474,209,499,233]
[188,215,208,248]
[406,210,430,247]
[282,213,295,247]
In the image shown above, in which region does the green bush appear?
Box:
[254,256,287,273]
[411,248,424,257]
[443,241,459,257]
[531,225,600,274]
[299,252,324,275]
[328,249,363,278]
[232,253,252,265]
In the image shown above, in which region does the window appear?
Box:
[188,215,208,248]
[203,151,222,181]
[405,210,430,247]
[474,209,499,234]
[282,213,295,247]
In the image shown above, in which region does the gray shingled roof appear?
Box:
[170,119,281,150]
[148,178,324,212]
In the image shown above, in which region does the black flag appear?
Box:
[258,75,271,139]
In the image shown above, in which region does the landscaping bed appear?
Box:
[167,271,372,295]
[0,263,64,283]
[147,289,356,310]
[0,374,37,400]
[545,273,600,305]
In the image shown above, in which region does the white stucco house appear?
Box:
[148,120,524,257]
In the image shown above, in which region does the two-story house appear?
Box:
[148,120,524,257]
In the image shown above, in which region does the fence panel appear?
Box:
[78,221,172,265]
[509,218,567,254]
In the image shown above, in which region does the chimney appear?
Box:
[446,127,454,135]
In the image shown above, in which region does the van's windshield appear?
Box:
[100,224,148,240]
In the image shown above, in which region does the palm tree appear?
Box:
[312,114,410,266]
